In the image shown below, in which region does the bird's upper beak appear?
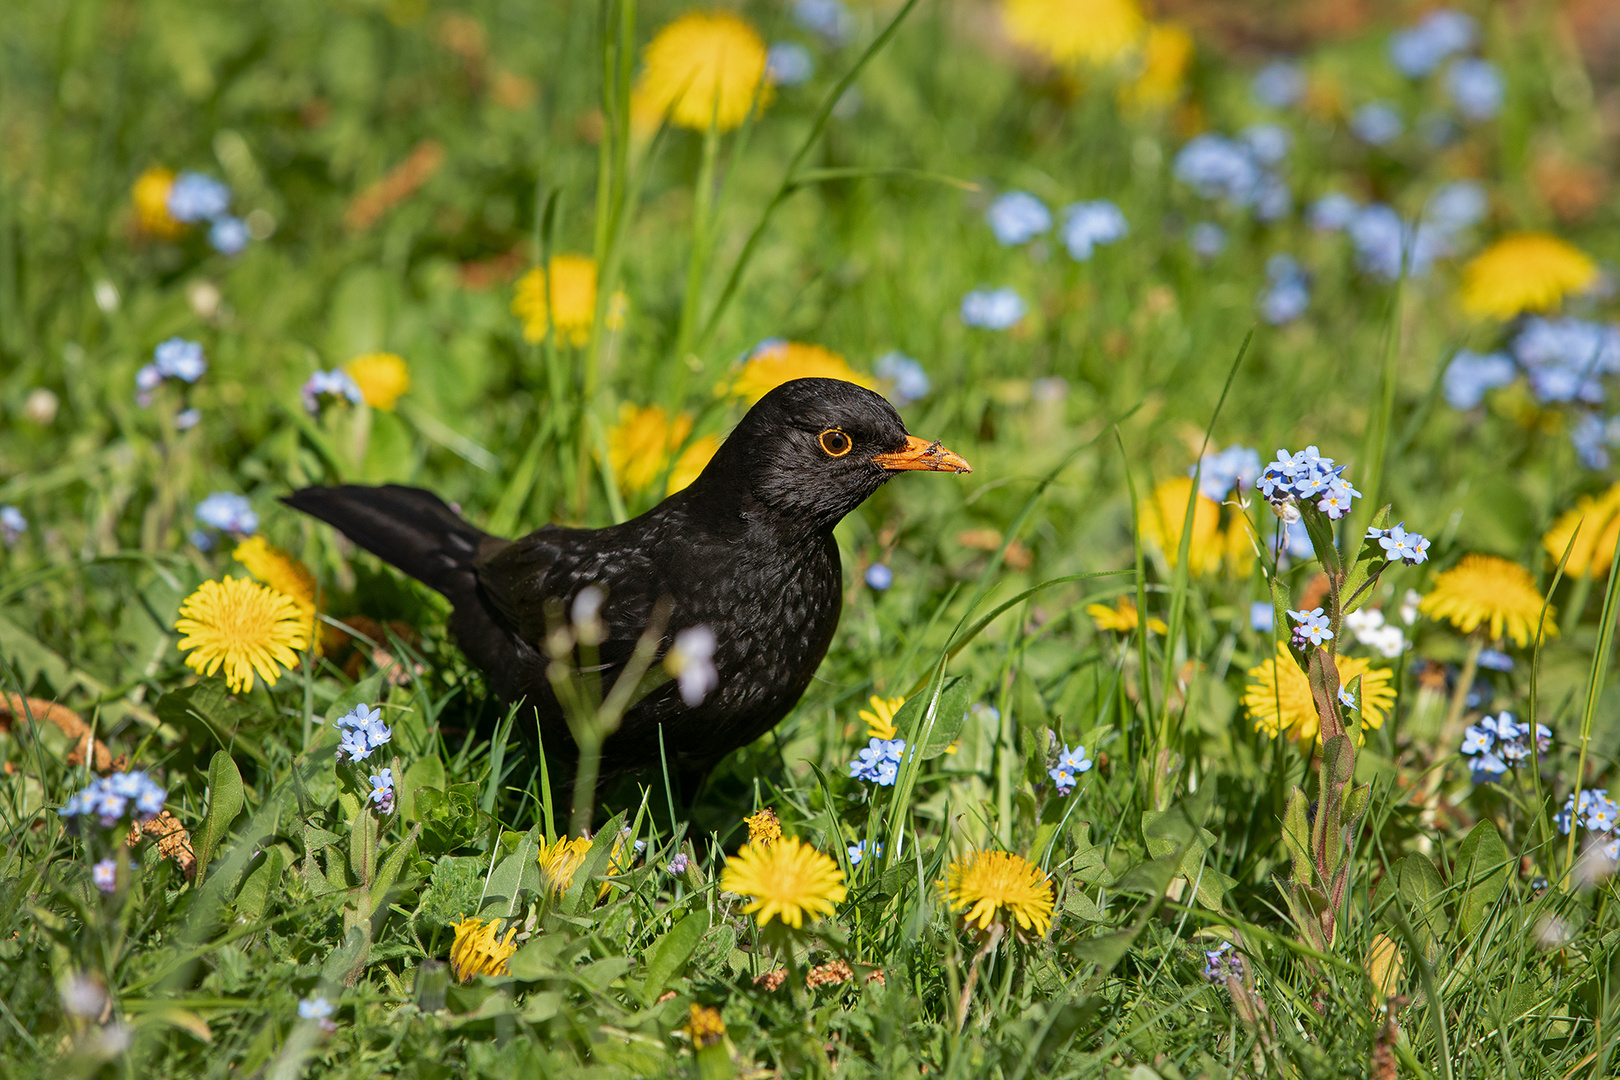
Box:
[873,435,973,474]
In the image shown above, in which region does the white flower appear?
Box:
[667,626,718,707]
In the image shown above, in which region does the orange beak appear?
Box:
[872,435,973,474]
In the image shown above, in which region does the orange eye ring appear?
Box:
[819,429,852,457]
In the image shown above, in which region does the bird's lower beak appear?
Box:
[873,435,973,474]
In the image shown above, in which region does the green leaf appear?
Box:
[365,823,421,920]
[1069,929,1137,968]
[398,756,445,821]
[641,910,709,1003]
[1454,820,1510,939]
[234,848,283,923]
[1341,504,1393,616]
[890,674,973,759]
[196,751,244,883]
[1298,502,1341,577]
[1281,787,1313,886]
[480,826,541,919]
[1376,855,1448,950]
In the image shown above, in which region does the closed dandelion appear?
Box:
[1459,234,1599,320]
[1244,643,1395,743]
[634,12,770,132]
[720,837,846,928]
[173,577,309,693]
[448,915,517,983]
[944,849,1054,939]
[537,835,594,896]
[343,353,410,411]
[724,341,876,403]
[1419,555,1554,647]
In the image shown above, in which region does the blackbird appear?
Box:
[283,377,970,794]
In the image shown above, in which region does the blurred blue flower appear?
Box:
[1417,110,1460,147]
[1388,9,1476,78]
[1254,175,1293,222]
[1060,200,1127,260]
[1512,317,1620,375]
[1338,686,1357,709]
[1477,649,1515,672]
[1,505,26,546]
[1258,254,1309,325]
[59,770,166,827]
[1425,180,1488,233]
[301,369,365,414]
[766,42,814,86]
[875,351,929,404]
[793,0,853,44]
[1349,204,1440,280]
[174,407,202,431]
[92,858,118,894]
[960,287,1026,330]
[298,996,334,1021]
[865,563,893,590]
[1527,362,1605,405]
[1350,102,1404,145]
[167,172,231,223]
[986,191,1052,245]
[1250,60,1305,108]
[1187,221,1227,259]
[667,853,691,875]
[1443,349,1517,409]
[208,215,250,255]
[135,364,164,394]
[1307,192,1358,231]
[1571,413,1620,469]
[189,529,215,551]
[1193,444,1260,502]
[1241,123,1292,166]
[194,492,258,536]
[1174,134,1264,204]
[1250,602,1275,633]
[1445,58,1503,121]
[849,737,905,786]
[154,337,207,382]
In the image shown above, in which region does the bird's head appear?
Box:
[691,378,972,529]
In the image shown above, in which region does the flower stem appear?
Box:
[1440,633,1485,752]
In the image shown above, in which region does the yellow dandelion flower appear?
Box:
[173,577,309,693]
[448,915,518,983]
[943,849,1054,939]
[1419,554,1555,647]
[511,254,619,346]
[635,11,770,132]
[1118,23,1193,113]
[1086,596,1167,635]
[744,807,782,847]
[858,695,906,740]
[132,167,184,239]
[719,837,846,928]
[608,404,695,495]
[537,835,594,896]
[1458,233,1599,320]
[1138,477,1224,576]
[1244,643,1395,743]
[232,536,317,617]
[343,352,410,411]
[667,434,720,494]
[684,1003,727,1048]
[722,341,878,404]
[1542,482,1620,578]
[1001,0,1146,68]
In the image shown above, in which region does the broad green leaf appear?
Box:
[480,826,540,918]
[1454,820,1510,938]
[196,751,244,882]
[235,848,284,923]
[641,911,709,1003]
[366,823,421,920]
[891,674,973,759]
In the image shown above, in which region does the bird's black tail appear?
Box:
[281,484,494,596]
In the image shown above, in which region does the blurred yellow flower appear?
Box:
[232,536,317,618]
[1419,554,1554,647]
[634,11,770,132]
[173,577,310,693]
[1459,233,1599,320]
[1086,596,1166,634]
[132,167,184,239]
[723,341,877,404]
[684,1003,726,1048]
[1542,482,1620,579]
[944,849,1054,939]
[1138,477,1224,576]
[606,404,715,496]
[512,255,624,346]
[1118,23,1193,112]
[1002,0,1146,68]
[1244,643,1394,744]
[720,837,846,928]
[343,352,410,411]
[859,695,906,740]
[744,807,782,846]
[537,835,594,896]
[448,915,517,983]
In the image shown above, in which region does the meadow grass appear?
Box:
[2,0,1619,1076]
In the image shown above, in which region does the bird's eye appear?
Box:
[818,429,852,457]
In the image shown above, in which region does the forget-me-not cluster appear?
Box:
[335,703,393,763]
[59,770,167,828]
[1462,711,1551,784]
